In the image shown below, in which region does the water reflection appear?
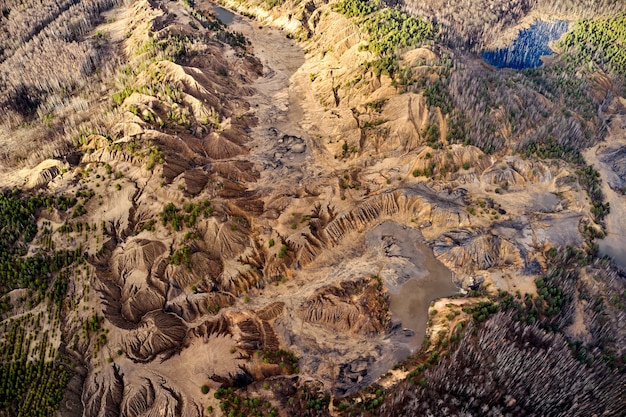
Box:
[212,4,235,25]
[482,20,570,69]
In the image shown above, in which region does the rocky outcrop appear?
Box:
[433,229,523,272]
[108,239,168,323]
[413,144,492,179]
[320,186,469,246]
[83,364,203,417]
[597,142,626,191]
[164,291,234,323]
[256,301,285,321]
[119,376,199,417]
[482,155,552,189]
[121,310,187,363]
[298,277,390,336]
[82,364,125,417]
[24,158,68,189]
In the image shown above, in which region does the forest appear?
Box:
[0,0,128,173]
[560,12,626,76]
[0,0,125,120]
[0,190,91,416]
[333,0,622,158]
[268,1,626,413]
[385,249,626,416]
[0,322,73,417]
[401,0,625,51]
[333,0,435,76]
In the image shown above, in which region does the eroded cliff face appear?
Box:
[0,0,624,415]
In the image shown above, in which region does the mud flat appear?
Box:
[228,13,316,191]
[366,221,458,356]
[583,100,626,270]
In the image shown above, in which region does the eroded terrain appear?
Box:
[0,0,625,416]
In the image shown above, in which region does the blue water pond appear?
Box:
[482,20,570,70]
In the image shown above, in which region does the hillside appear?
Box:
[0,0,624,416]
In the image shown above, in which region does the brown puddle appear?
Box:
[366,221,458,357]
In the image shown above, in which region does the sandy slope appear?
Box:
[583,97,626,269]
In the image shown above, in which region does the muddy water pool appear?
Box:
[366,221,458,357]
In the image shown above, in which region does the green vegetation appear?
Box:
[0,323,72,416]
[82,313,104,336]
[264,0,286,10]
[258,348,299,374]
[160,200,212,231]
[0,192,87,415]
[111,30,218,111]
[170,246,191,266]
[136,33,193,63]
[535,274,568,318]
[461,301,499,323]
[0,193,81,305]
[161,202,184,231]
[521,139,585,164]
[333,1,435,77]
[363,8,434,56]
[214,386,279,417]
[382,243,624,415]
[560,13,626,77]
[365,98,387,112]
[422,74,454,114]
[286,384,330,413]
[0,193,41,253]
[216,30,250,49]
[434,41,603,155]
[2,1,624,415]
[578,165,610,235]
[145,146,164,171]
[412,161,437,179]
[496,247,604,332]
[361,8,435,76]
[331,0,377,18]
[71,204,86,218]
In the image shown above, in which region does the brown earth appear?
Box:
[0,0,619,415]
